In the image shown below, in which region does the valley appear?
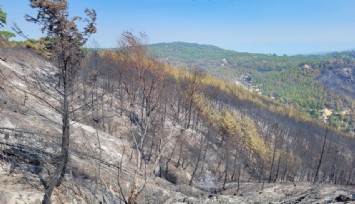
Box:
[150,42,355,134]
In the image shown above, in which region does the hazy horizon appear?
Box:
[1,0,355,55]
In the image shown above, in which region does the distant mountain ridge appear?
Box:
[150,41,355,57]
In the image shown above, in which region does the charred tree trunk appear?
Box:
[347,160,355,185]
[189,137,204,186]
[43,71,70,204]
[274,154,282,182]
[222,162,228,190]
[268,142,277,183]
[237,165,241,192]
[314,129,328,183]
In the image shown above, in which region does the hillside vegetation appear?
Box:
[150,42,355,134]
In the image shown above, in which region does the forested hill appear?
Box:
[149,42,334,73]
[149,42,355,66]
[149,42,355,135]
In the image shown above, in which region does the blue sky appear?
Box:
[1,0,355,55]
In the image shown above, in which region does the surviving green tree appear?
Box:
[24,0,96,203]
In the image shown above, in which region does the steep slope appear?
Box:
[0,48,183,203]
[0,46,354,204]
